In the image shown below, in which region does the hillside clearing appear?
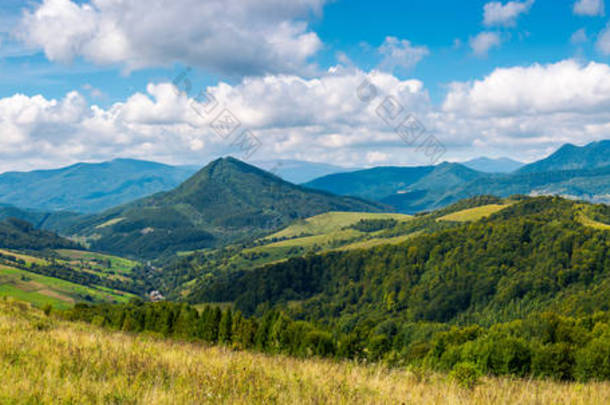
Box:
[437,204,511,222]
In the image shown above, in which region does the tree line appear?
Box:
[67,301,610,382]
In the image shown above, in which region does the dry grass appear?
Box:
[437,204,511,223]
[1,299,609,405]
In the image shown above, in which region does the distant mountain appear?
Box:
[446,165,610,205]
[305,162,487,213]
[462,157,524,173]
[252,160,355,184]
[304,165,435,201]
[67,157,387,258]
[518,140,610,174]
[0,159,198,213]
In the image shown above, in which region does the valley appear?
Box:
[0,141,609,403]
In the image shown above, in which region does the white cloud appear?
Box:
[5,60,610,171]
[377,37,429,72]
[443,60,610,116]
[483,0,535,27]
[0,68,434,171]
[573,0,605,16]
[571,28,588,44]
[16,0,326,76]
[438,59,610,160]
[470,32,502,56]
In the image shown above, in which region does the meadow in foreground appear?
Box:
[1,298,609,405]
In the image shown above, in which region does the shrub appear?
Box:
[450,362,482,390]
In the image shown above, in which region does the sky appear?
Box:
[1,0,610,172]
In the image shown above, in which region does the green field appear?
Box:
[436,204,511,222]
[0,264,136,309]
[0,248,49,266]
[55,249,138,273]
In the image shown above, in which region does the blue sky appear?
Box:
[3,0,607,104]
[1,0,610,171]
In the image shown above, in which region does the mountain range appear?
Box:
[305,140,610,213]
[0,158,356,214]
[63,157,385,257]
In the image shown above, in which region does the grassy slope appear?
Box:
[0,263,136,309]
[1,300,609,405]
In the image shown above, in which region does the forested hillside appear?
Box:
[193,197,610,324]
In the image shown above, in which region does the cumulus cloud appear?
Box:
[439,59,610,160]
[470,32,502,56]
[4,60,610,171]
[573,0,605,16]
[443,60,610,116]
[483,0,535,27]
[16,0,326,76]
[0,68,435,171]
[377,37,429,72]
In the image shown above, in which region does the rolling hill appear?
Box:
[0,217,80,250]
[194,196,610,324]
[0,159,198,213]
[67,157,388,258]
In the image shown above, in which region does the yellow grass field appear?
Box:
[437,204,511,223]
[1,298,609,405]
[578,213,610,231]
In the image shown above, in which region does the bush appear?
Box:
[450,362,482,390]
[574,337,610,381]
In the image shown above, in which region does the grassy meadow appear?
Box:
[1,298,609,405]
